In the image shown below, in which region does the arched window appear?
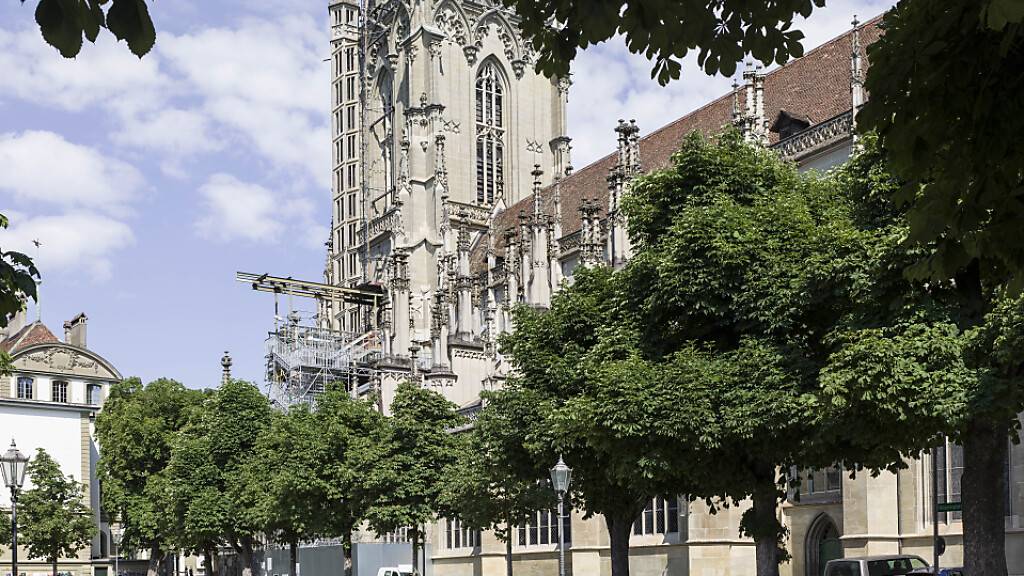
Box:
[475,62,505,205]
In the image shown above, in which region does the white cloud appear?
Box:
[0,131,145,216]
[0,27,169,112]
[3,211,135,282]
[112,106,222,156]
[196,173,327,246]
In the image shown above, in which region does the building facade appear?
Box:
[324,3,1024,575]
[0,309,122,576]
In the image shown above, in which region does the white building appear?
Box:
[0,309,121,576]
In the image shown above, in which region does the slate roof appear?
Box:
[471,15,884,273]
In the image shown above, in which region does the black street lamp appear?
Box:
[550,456,572,576]
[1,440,30,576]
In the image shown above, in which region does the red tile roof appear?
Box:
[472,15,884,272]
[1,322,60,354]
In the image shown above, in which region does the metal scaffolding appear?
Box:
[236,272,385,406]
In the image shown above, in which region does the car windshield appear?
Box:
[868,558,928,576]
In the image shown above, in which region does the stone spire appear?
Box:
[579,198,603,267]
[741,63,767,144]
[608,120,639,268]
[455,211,473,338]
[851,15,866,134]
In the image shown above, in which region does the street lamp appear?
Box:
[1,440,30,576]
[111,521,124,576]
[550,456,572,576]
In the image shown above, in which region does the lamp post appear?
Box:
[111,521,124,576]
[1,440,30,576]
[550,456,572,576]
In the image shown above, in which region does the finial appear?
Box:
[221,351,232,384]
[852,15,860,28]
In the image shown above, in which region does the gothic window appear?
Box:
[517,509,571,547]
[445,518,480,549]
[475,62,505,205]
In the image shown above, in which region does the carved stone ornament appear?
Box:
[22,347,101,375]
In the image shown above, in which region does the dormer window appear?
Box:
[771,110,812,140]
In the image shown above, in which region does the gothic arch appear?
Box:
[473,57,509,205]
[805,513,842,576]
[433,0,471,46]
[473,8,520,62]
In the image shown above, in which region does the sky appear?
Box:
[0,0,896,390]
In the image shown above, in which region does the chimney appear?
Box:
[64,313,88,348]
[3,305,29,341]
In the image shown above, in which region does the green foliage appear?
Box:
[20,0,155,58]
[439,401,554,545]
[17,449,95,573]
[858,0,1024,287]
[95,378,203,555]
[355,381,463,536]
[166,379,271,555]
[503,0,824,85]
[0,508,11,553]
[0,213,39,331]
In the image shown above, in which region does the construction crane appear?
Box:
[236,272,386,407]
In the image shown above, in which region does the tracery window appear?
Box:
[475,62,505,205]
[633,495,679,536]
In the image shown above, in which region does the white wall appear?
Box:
[0,403,83,508]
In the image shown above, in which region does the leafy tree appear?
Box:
[16,0,155,58]
[504,0,824,84]
[96,378,204,576]
[313,384,386,575]
[0,214,39,329]
[249,404,328,576]
[492,265,721,576]
[354,381,463,574]
[439,405,554,576]
[17,449,95,576]
[167,379,271,576]
[858,0,1024,287]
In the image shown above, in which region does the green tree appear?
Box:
[439,407,554,576]
[818,137,1023,576]
[492,265,721,576]
[314,384,386,575]
[858,0,1024,287]
[15,0,155,58]
[96,378,204,576]
[167,379,271,576]
[18,449,95,576]
[354,381,463,574]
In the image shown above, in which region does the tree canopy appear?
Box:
[95,377,204,576]
[858,0,1024,288]
[0,213,39,330]
[18,449,95,576]
[18,0,155,58]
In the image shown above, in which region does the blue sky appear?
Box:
[0,0,896,389]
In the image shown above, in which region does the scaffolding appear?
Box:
[236,272,385,407]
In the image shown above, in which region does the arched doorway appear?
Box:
[805,513,841,576]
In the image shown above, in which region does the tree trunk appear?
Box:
[288,540,298,576]
[241,536,255,576]
[147,544,163,576]
[409,526,419,575]
[343,532,353,576]
[52,558,58,576]
[751,471,782,576]
[506,534,513,576]
[962,419,1009,576]
[204,546,219,576]
[605,513,633,576]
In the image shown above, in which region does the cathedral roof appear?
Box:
[472,14,883,273]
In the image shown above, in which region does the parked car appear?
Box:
[375,566,414,576]
[825,555,930,576]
